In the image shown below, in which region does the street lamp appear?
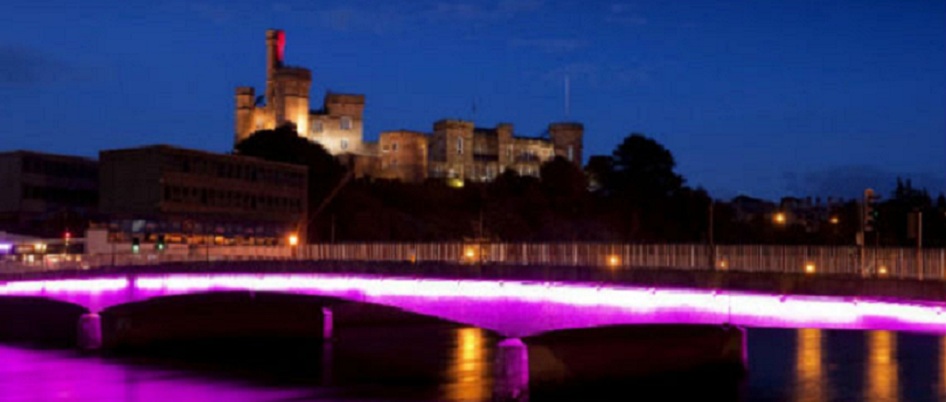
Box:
[288,233,299,260]
[773,212,787,225]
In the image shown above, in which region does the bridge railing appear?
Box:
[305,243,946,280]
[3,243,945,281]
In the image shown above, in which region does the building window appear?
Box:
[457,137,463,155]
[391,142,398,152]
[311,120,323,134]
[340,139,349,150]
[340,116,352,130]
[567,146,574,162]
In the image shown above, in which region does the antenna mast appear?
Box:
[564,74,570,119]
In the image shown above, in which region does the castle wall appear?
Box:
[509,137,555,177]
[549,122,584,166]
[379,131,428,183]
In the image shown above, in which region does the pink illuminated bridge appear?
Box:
[2,272,946,336]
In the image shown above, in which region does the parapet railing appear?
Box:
[2,243,944,281]
[304,243,946,280]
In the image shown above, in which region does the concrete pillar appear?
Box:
[321,307,333,341]
[77,313,102,350]
[494,338,529,401]
[321,341,334,385]
[721,324,748,371]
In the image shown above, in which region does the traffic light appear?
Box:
[155,235,166,252]
[132,237,140,254]
[864,188,879,232]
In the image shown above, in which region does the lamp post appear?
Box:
[708,198,715,270]
[288,233,299,260]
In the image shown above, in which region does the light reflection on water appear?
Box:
[866,330,899,402]
[3,328,946,401]
[795,328,825,402]
[0,345,312,402]
[444,327,491,401]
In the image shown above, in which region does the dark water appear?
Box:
[1,326,945,401]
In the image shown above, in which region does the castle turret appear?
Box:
[549,122,584,166]
[234,87,257,145]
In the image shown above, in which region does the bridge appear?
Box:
[2,243,946,399]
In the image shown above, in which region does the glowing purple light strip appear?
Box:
[2,273,945,333]
[0,243,12,253]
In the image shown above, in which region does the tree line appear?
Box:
[237,125,946,247]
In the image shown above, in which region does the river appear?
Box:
[1,326,944,401]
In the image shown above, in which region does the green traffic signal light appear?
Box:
[156,235,166,251]
[132,237,140,254]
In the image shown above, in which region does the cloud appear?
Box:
[431,0,543,22]
[307,1,545,35]
[508,38,587,53]
[188,2,233,25]
[543,62,651,88]
[606,3,647,25]
[0,45,75,87]
[314,6,412,34]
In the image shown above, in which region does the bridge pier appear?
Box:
[494,338,529,401]
[77,313,102,350]
[321,307,333,341]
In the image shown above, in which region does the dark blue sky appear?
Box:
[1,0,943,201]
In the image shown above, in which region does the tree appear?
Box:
[585,155,614,194]
[540,156,588,201]
[609,133,684,201]
[235,123,347,240]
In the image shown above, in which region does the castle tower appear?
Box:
[272,67,312,136]
[496,123,514,168]
[431,119,475,180]
[549,122,584,166]
[265,29,285,108]
[234,87,256,144]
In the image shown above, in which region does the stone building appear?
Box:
[235,30,366,156]
[428,120,583,184]
[378,130,428,183]
[233,29,584,185]
[99,145,307,245]
[0,150,99,237]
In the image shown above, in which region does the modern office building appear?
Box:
[0,150,99,237]
[99,145,307,245]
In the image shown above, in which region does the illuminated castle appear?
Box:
[234,30,366,155]
[235,30,583,184]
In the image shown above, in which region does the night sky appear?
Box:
[1,0,943,201]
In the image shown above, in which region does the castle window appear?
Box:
[391,142,398,152]
[340,139,349,150]
[311,120,323,134]
[457,138,463,155]
[567,146,574,162]
[340,116,352,130]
